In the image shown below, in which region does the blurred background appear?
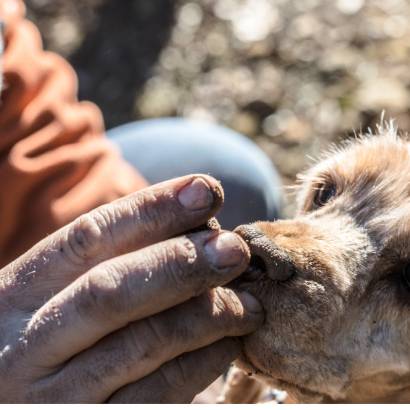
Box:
[26,0,410,216]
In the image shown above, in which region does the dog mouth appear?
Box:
[243,255,268,280]
[227,255,268,290]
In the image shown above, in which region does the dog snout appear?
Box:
[235,224,295,282]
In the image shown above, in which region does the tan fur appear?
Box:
[217,367,266,404]
[226,123,410,403]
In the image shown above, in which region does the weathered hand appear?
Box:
[0,175,263,403]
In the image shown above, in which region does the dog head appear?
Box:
[233,123,410,403]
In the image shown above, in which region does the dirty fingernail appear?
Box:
[178,178,214,211]
[205,232,246,269]
[237,291,263,314]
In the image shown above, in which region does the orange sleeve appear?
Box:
[0,0,148,266]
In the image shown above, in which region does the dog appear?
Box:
[220,122,410,403]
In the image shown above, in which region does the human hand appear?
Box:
[0,175,263,403]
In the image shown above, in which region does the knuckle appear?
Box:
[161,238,205,294]
[129,190,177,236]
[114,320,167,377]
[143,316,172,349]
[131,191,163,230]
[62,211,112,266]
[211,288,244,324]
[75,267,125,323]
[136,315,193,360]
[159,355,189,390]
[125,323,149,360]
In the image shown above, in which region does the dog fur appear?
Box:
[223,122,410,403]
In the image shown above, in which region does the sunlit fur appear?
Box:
[233,123,410,403]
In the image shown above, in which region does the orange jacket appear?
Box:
[0,0,147,266]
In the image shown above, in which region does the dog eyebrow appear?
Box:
[297,173,329,186]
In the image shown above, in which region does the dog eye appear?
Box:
[314,183,337,208]
[402,265,410,291]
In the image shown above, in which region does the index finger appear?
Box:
[5,175,224,308]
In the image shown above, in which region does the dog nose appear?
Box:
[235,225,295,282]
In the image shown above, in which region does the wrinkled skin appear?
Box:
[231,126,410,403]
[0,174,264,403]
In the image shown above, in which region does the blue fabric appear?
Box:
[108,118,282,229]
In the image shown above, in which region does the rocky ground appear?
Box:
[26,0,410,215]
